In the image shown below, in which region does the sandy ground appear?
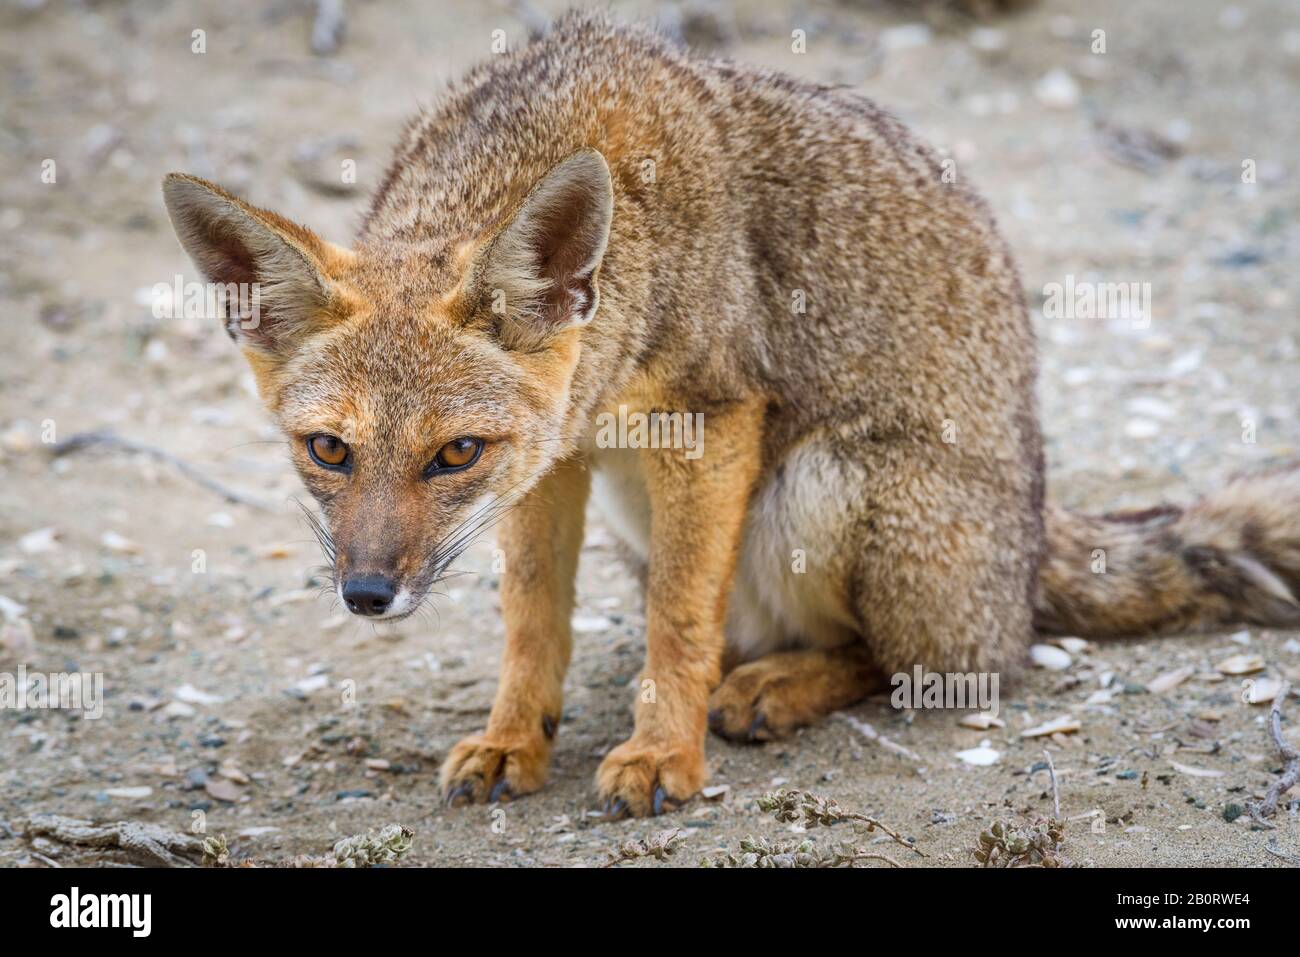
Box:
[1,0,1299,868]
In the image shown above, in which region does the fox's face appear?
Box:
[163,151,613,620]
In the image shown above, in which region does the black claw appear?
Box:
[445,781,475,806]
[747,712,769,742]
[541,714,557,740]
[653,786,667,816]
[707,709,724,733]
[489,777,510,803]
[605,797,629,819]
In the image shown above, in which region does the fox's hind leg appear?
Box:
[708,435,1040,744]
[707,644,881,741]
[849,446,1040,681]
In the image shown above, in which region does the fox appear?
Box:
[161,12,1300,818]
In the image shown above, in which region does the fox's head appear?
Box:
[162,150,613,620]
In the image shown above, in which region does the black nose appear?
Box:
[342,575,397,616]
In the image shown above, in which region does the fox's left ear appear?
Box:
[161,173,349,354]
[472,148,614,348]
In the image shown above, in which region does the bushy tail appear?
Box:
[1035,464,1300,638]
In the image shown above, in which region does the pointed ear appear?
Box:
[474,148,613,348]
[161,173,347,353]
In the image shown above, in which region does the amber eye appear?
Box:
[426,437,483,477]
[307,434,350,470]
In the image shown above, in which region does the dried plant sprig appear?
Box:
[603,827,686,867]
[755,788,925,857]
[702,835,902,869]
[203,824,415,868]
[201,834,231,867]
[330,823,414,867]
[974,818,1072,868]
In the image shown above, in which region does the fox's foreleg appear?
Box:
[441,458,590,804]
[596,397,765,817]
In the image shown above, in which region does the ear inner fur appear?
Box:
[161,173,347,352]
[472,148,614,349]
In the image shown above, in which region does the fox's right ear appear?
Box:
[471,148,614,350]
[161,173,348,353]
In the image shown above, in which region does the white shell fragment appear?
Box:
[1216,654,1265,676]
[969,27,1008,53]
[104,786,153,799]
[879,23,932,53]
[1242,677,1282,705]
[174,683,224,705]
[0,596,28,622]
[1169,761,1225,778]
[1146,665,1196,694]
[956,742,1002,766]
[292,675,330,694]
[1034,68,1080,109]
[19,527,59,554]
[101,531,140,554]
[162,701,195,719]
[1030,644,1072,671]
[958,712,1005,730]
[1021,715,1080,738]
[238,827,281,838]
[1055,637,1089,655]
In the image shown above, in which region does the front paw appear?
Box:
[440,733,550,806]
[595,739,706,819]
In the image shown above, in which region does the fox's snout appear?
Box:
[340,574,399,617]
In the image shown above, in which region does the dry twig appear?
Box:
[1249,680,1298,825]
[1041,749,1061,819]
[1264,836,1300,866]
[50,430,276,511]
[836,713,924,764]
[26,815,204,867]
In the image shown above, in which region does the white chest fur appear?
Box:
[586,439,858,662]
[588,445,653,560]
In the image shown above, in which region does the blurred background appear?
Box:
[0,0,1297,867]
